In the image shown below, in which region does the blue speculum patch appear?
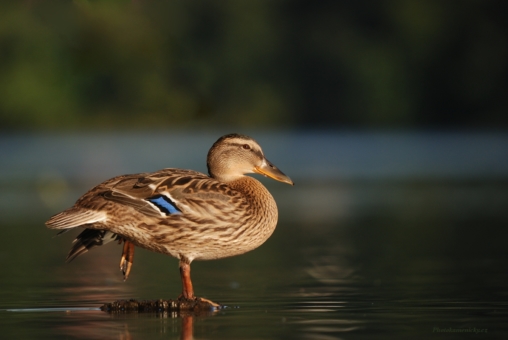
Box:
[147,195,181,215]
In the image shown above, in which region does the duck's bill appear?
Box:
[254,159,294,185]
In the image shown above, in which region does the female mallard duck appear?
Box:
[46,133,293,303]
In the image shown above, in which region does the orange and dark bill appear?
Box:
[254,159,294,185]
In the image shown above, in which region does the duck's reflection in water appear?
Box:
[180,314,194,340]
[106,309,217,340]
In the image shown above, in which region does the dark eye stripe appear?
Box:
[228,142,264,159]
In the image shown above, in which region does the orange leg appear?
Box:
[179,261,195,300]
[119,240,135,281]
[179,260,220,307]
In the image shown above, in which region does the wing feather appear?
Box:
[101,169,240,219]
[47,168,246,229]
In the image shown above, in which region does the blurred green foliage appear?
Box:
[0,0,507,129]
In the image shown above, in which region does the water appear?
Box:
[1,132,507,339]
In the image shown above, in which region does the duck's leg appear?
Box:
[179,260,195,300]
[120,240,135,281]
[179,259,220,307]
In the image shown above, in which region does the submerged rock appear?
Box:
[100,297,221,313]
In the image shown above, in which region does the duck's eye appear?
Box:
[242,144,250,150]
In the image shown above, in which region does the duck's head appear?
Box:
[207,133,294,185]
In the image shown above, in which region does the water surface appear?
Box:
[1,132,507,339]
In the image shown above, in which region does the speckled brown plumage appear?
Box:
[45,134,293,303]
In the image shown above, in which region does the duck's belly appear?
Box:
[118,221,277,262]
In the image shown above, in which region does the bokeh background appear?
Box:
[1,0,507,130]
[2,1,508,339]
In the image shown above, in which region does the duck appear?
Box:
[45,133,293,304]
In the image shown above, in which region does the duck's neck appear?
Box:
[228,176,279,238]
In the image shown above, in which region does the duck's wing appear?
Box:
[46,169,245,230]
[106,169,244,220]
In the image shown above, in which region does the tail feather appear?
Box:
[66,229,120,262]
[46,209,106,230]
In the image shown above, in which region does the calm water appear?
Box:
[1,132,507,339]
